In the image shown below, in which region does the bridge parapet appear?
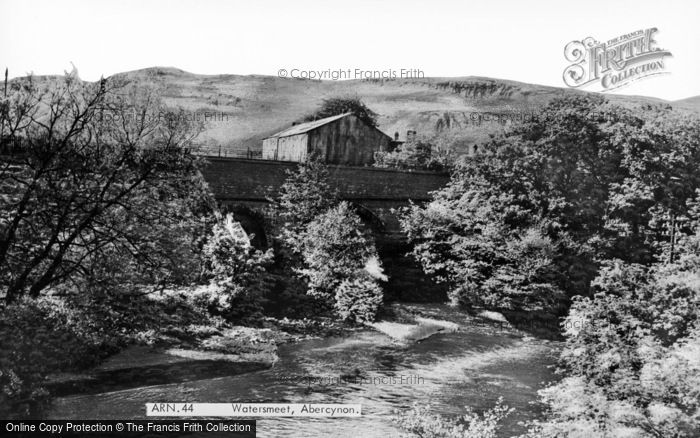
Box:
[202,157,450,203]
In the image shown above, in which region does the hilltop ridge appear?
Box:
[17,67,700,156]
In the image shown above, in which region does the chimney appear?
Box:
[394,132,399,141]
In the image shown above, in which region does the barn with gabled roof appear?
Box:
[262,113,393,166]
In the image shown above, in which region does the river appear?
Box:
[48,304,559,437]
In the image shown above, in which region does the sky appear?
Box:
[1,0,698,100]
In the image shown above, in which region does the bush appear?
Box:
[303,96,378,128]
[528,256,700,437]
[298,202,379,300]
[0,297,118,418]
[374,134,454,171]
[276,160,338,253]
[334,274,383,324]
[401,189,581,315]
[202,214,273,323]
[260,264,329,319]
[393,398,512,438]
[190,283,266,325]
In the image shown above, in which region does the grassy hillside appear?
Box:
[674,95,700,113]
[26,67,700,156]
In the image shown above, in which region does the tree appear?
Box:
[0,73,213,302]
[200,213,273,322]
[400,96,700,314]
[524,193,700,438]
[374,133,456,171]
[303,96,378,128]
[203,213,272,287]
[400,187,577,314]
[275,159,338,251]
[298,202,379,300]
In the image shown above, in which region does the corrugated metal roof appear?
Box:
[265,113,353,138]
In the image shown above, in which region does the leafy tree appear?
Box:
[0,73,213,302]
[273,162,386,319]
[298,202,379,300]
[303,96,378,128]
[400,183,588,314]
[275,159,338,251]
[200,213,273,322]
[401,96,700,314]
[374,134,454,171]
[203,213,272,286]
[334,273,383,324]
[528,261,700,437]
[526,195,700,438]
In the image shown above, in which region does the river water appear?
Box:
[48,304,559,437]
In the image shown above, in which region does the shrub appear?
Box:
[528,256,700,437]
[401,189,579,315]
[202,214,273,323]
[303,96,378,128]
[298,202,379,300]
[334,274,383,324]
[393,398,512,438]
[276,160,338,253]
[0,297,118,418]
[374,134,455,171]
[190,283,266,325]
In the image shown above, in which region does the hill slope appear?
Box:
[30,67,700,156]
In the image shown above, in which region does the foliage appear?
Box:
[334,273,383,324]
[401,96,700,315]
[400,187,585,314]
[201,214,273,323]
[298,202,379,300]
[303,96,378,128]
[526,332,700,438]
[374,134,455,171]
[393,398,512,438]
[0,296,121,417]
[276,159,338,251]
[0,73,213,303]
[259,262,329,319]
[527,223,700,437]
[275,161,385,321]
[203,214,272,285]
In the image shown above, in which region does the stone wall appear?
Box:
[202,157,449,203]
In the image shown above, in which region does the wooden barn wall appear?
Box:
[261,137,277,160]
[262,133,309,162]
[308,116,391,166]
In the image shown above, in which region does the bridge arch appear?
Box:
[222,204,270,249]
[350,202,386,234]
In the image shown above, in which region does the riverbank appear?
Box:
[47,302,560,438]
[44,306,358,398]
[46,300,557,400]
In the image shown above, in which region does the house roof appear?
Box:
[265,113,353,139]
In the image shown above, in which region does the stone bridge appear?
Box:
[201,157,451,300]
[201,157,450,247]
